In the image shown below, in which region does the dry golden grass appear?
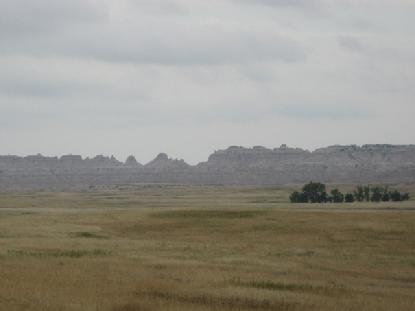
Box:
[0,185,414,311]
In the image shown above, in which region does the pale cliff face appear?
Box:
[0,145,414,191]
[125,155,141,167]
[144,153,190,171]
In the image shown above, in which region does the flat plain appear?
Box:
[0,185,414,311]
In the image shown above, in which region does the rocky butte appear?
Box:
[0,144,414,191]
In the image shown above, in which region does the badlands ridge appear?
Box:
[1,144,414,191]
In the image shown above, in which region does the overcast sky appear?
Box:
[0,0,414,164]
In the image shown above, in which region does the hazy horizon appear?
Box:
[1,0,414,164]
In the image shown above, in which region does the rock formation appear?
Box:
[125,155,141,167]
[0,144,414,191]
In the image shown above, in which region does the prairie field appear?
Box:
[0,185,414,311]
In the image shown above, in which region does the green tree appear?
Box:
[331,188,344,203]
[290,184,409,204]
[390,190,402,202]
[345,193,355,203]
[371,186,383,202]
[363,185,371,202]
[320,191,328,203]
[289,191,299,203]
[289,191,308,203]
[302,182,326,203]
[354,186,365,202]
[381,187,390,202]
[290,191,300,203]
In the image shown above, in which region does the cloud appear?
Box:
[338,35,364,52]
[230,0,325,16]
[127,0,189,15]
[0,22,306,66]
[277,104,369,120]
[235,0,320,8]
[0,0,107,37]
[0,0,307,66]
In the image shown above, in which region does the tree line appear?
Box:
[290,182,410,203]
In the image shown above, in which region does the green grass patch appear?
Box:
[7,249,111,258]
[132,289,300,310]
[246,280,315,291]
[71,231,108,239]
[154,209,268,220]
[232,279,341,296]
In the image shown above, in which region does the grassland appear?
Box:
[0,185,414,311]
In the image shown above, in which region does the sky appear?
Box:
[0,0,414,164]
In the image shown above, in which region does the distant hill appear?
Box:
[1,144,415,191]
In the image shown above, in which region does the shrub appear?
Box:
[344,193,355,203]
[402,193,410,201]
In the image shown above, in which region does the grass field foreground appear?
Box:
[0,185,414,311]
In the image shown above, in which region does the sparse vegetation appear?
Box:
[0,185,414,311]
